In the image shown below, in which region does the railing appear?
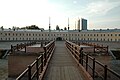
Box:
[11,41,36,53]
[11,41,50,54]
[72,41,109,55]
[66,40,120,80]
[16,40,55,80]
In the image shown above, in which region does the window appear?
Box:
[111,34,112,36]
[5,33,7,36]
[115,34,117,36]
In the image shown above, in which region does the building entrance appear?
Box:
[56,37,62,41]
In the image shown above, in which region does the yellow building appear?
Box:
[0,29,120,42]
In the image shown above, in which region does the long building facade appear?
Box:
[0,29,120,42]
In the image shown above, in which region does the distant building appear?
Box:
[81,18,87,30]
[77,19,80,30]
[0,29,120,42]
[77,18,87,30]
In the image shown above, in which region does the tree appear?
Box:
[64,27,67,30]
[56,25,60,30]
[1,26,4,31]
[21,25,40,30]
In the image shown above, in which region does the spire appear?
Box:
[49,17,51,31]
[75,21,76,30]
[68,18,69,30]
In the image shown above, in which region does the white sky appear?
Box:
[0,0,120,30]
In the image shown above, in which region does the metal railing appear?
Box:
[66,40,120,80]
[16,40,55,80]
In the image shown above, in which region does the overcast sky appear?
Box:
[0,0,120,30]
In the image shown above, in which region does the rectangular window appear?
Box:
[5,33,7,36]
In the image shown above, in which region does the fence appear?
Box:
[16,40,55,80]
[11,41,50,54]
[66,40,120,80]
[72,41,108,55]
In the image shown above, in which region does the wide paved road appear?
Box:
[43,41,84,80]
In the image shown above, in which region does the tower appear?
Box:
[68,18,69,30]
[81,18,87,30]
[77,19,80,30]
[75,21,76,30]
[49,17,51,31]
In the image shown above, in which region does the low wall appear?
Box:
[8,54,39,78]
[26,46,44,53]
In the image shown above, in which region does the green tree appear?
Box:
[56,25,60,30]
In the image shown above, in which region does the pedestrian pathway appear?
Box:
[43,41,84,80]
